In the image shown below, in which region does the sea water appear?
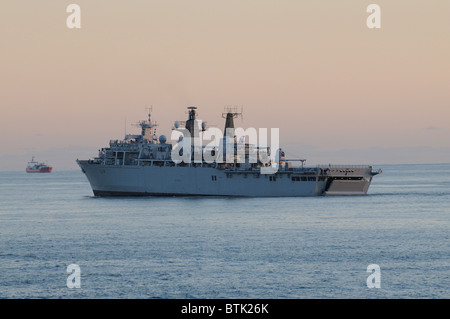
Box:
[0,164,449,298]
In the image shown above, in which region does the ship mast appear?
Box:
[135,106,158,143]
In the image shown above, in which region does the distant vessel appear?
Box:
[77,107,381,196]
[26,157,52,173]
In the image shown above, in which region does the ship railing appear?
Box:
[222,166,318,174]
[99,158,322,173]
[87,158,103,164]
[317,164,372,169]
[109,146,141,152]
[109,139,141,147]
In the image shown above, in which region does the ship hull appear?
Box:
[77,160,374,197]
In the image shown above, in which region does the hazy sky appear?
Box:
[1,0,449,170]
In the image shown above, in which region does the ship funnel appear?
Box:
[185,106,201,138]
[222,106,242,137]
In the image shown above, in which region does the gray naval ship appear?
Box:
[77,107,381,197]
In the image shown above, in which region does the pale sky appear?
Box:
[1,0,449,170]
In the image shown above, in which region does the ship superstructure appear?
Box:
[77,107,381,196]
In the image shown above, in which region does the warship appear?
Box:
[77,107,381,197]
